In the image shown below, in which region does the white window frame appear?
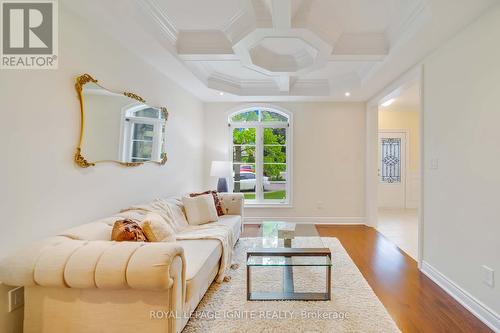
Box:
[228,106,293,208]
[119,104,166,163]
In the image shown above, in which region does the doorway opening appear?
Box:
[376,81,421,260]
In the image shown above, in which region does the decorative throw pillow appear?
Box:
[141,213,176,242]
[182,194,218,225]
[190,190,224,216]
[111,219,148,242]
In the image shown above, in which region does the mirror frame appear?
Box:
[74,74,169,168]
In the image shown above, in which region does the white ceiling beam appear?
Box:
[177,31,234,57]
[328,54,386,62]
[223,4,258,44]
[332,33,389,58]
[179,54,240,61]
[270,0,292,29]
[276,75,291,92]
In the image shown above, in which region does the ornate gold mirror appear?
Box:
[74,74,168,168]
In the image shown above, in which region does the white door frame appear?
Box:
[366,65,424,268]
[378,129,410,209]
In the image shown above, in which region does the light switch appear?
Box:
[430,158,439,170]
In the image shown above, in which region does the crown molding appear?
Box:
[386,0,430,46]
[139,0,179,45]
[222,6,256,44]
[206,71,330,97]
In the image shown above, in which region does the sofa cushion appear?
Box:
[176,239,221,304]
[190,190,224,216]
[141,213,176,242]
[214,215,241,245]
[182,194,218,225]
[161,198,190,232]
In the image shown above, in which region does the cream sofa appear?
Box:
[0,193,244,333]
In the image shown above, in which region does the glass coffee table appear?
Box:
[246,222,332,301]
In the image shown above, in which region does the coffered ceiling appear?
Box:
[64,0,498,101]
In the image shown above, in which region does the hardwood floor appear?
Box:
[242,224,493,333]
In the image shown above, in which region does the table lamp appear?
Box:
[210,161,232,192]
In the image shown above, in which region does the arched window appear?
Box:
[120,104,167,163]
[229,107,291,205]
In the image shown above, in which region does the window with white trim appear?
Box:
[120,105,166,163]
[229,108,291,206]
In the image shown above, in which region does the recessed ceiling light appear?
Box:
[345,92,351,97]
[381,98,395,107]
[219,92,224,96]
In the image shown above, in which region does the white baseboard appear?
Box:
[421,261,500,332]
[244,216,366,225]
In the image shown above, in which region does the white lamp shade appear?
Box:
[210,161,232,178]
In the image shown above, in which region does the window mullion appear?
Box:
[256,125,264,203]
[286,125,290,204]
[152,123,161,161]
[128,123,135,161]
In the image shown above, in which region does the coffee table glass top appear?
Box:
[247,255,331,266]
[252,221,325,249]
[247,221,331,267]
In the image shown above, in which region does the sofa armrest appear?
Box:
[219,192,244,217]
[125,242,185,290]
[0,238,186,292]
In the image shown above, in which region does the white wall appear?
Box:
[0,6,205,330]
[422,2,500,323]
[0,6,205,260]
[203,102,366,223]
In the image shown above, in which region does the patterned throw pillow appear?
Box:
[111,219,148,242]
[190,190,224,216]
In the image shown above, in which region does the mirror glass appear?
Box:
[81,82,167,164]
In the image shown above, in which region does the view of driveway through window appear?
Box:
[231,110,288,202]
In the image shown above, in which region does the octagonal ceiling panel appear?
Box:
[60,0,496,101]
[249,36,319,73]
[135,0,433,97]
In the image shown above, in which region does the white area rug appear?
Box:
[183,237,401,333]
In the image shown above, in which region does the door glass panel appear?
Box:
[232,182,256,200]
[233,146,255,163]
[232,163,256,200]
[230,110,259,122]
[134,108,159,119]
[261,110,288,122]
[233,128,256,144]
[380,138,401,183]
[263,128,286,144]
[133,123,154,141]
[263,164,287,201]
[264,146,286,163]
[131,141,153,161]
